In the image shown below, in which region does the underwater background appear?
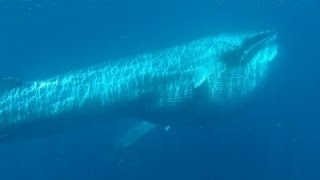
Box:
[0,0,319,179]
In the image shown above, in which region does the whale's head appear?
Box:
[201,30,279,103]
[218,30,278,67]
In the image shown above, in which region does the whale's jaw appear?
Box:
[220,30,278,66]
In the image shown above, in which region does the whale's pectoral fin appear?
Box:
[0,77,27,94]
[115,120,171,151]
[111,121,170,166]
[115,120,157,149]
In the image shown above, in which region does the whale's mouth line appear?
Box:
[240,30,278,63]
[220,30,278,66]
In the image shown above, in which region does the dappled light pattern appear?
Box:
[0,31,278,127]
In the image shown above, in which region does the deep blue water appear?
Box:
[0,0,319,179]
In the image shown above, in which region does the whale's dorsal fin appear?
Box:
[0,77,26,94]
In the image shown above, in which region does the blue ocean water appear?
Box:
[0,0,319,180]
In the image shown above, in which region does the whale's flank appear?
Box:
[0,30,278,133]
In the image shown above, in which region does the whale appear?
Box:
[0,30,278,145]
